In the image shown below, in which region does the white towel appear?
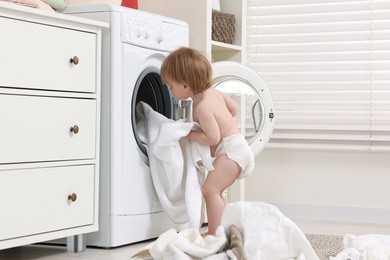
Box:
[131,226,229,260]
[131,201,320,259]
[221,201,320,260]
[331,234,390,260]
[136,102,213,228]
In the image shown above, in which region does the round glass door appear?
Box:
[214,77,265,144]
[212,62,274,156]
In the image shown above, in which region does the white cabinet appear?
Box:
[139,0,246,63]
[0,2,106,250]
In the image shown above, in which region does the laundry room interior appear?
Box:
[1,0,390,259]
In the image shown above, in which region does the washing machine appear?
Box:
[63,3,189,248]
[63,3,274,249]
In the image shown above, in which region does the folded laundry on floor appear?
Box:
[131,201,320,260]
[1,0,65,11]
[136,102,214,228]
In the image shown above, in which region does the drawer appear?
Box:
[0,17,96,93]
[0,164,95,241]
[0,94,97,164]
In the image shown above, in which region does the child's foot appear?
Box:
[201,231,209,238]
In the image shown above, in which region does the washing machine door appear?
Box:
[212,61,275,156]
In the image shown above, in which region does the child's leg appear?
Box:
[202,154,241,235]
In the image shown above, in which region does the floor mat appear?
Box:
[305,233,343,260]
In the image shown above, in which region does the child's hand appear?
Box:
[187,130,197,140]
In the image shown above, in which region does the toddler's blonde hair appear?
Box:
[161,47,212,94]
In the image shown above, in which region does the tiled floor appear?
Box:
[2,220,390,260]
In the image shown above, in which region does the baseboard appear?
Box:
[271,202,390,225]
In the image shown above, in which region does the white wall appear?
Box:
[245,149,390,224]
[243,0,390,226]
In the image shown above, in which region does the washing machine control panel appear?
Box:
[121,12,189,52]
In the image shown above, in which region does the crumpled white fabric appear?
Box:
[221,201,320,260]
[131,201,320,260]
[132,226,229,260]
[331,234,390,260]
[136,102,213,228]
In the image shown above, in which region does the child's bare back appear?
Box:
[192,88,240,156]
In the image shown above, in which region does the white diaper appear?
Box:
[214,134,255,179]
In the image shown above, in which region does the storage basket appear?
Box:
[212,10,235,44]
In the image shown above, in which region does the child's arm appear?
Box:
[187,130,213,146]
[188,106,220,146]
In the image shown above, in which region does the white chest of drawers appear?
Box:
[0,2,106,250]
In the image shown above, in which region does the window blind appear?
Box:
[247,0,390,151]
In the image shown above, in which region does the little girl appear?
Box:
[160,47,254,236]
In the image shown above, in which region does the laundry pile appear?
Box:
[331,234,390,260]
[132,201,320,260]
[132,225,243,260]
[1,0,65,12]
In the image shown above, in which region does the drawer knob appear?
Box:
[70,56,79,65]
[68,193,77,202]
[70,125,79,134]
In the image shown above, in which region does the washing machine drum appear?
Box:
[212,61,275,156]
[132,70,173,157]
